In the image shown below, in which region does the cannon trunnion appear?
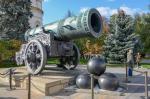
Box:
[16,8,103,75]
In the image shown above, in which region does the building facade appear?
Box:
[29,0,43,28]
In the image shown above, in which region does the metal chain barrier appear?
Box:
[145,71,148,99]
[0,68,16,90]
[28,74,31,99]
[27,74,43,99]
[27,74,45,99]
[91,74,94,99]
[133,70,149,99]
[0,68,14,78]
[125,67,149,99]
[0,69,49,99]
[9,69,12,90]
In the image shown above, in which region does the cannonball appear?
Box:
[76,74,91,89]
[87,57,106,76]
[98,73,119,91]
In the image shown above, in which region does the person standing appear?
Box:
[127,49,134,77]
[135,52,141,68]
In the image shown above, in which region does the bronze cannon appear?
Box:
[16,8,103,74]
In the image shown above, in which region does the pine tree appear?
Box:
[103,10,142,64]
[0,0,32,40]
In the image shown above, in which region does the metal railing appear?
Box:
[28,74,31,99]
[0,68,32,99]
[0,68,16,90]
[125,64,149,99]
[132,70,149,99]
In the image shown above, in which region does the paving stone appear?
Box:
[0,65,150,99]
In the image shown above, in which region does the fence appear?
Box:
[133,70,149,99]
[0,68,16,90]
[125,65,149,99]
[28,74,31,99]
[0,68,31,99]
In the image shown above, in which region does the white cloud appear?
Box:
[96,7,117,17]
[80,6,143,17]
[120,6,141,16]
[80,7,89,13]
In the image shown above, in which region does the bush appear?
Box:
[0,39,22,67]
[0,60,17,68]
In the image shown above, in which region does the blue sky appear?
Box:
[43,0,150,24]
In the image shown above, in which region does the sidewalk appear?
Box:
[0,66,150,99]
[0,80,44,99]
[141,59,150,64]
[51,67,150,99]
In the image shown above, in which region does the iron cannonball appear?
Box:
[76,74,92,89]
[87,57,106,76]
[98,73,119,91]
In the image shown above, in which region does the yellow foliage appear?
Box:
[0,39,22,62]
[85,40,103,54]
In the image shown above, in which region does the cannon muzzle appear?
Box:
[25,8,103,41]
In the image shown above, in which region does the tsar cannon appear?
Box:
[16,8,103,75]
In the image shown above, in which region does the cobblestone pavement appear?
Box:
[49,66,150,99]
[0,80,45,99]
[0,65,150,99]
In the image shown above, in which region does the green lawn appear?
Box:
[46,58,125,67]
[47,58,89,65]
[142,65,150,69]
[106,63,125,67]
[0,60,19,68]
[143,57,150,59]
[47,58,59,64]
[141,63,150,69]
[0,58,150,69]
[79,58,88,64]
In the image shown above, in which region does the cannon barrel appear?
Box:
[25,8,103,41]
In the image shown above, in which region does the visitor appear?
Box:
[135,52,141,69]
[127,49,134,77]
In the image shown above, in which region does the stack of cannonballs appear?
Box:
[76,57,119,91]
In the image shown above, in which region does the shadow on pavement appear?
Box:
[0,97,17,99]
[0,84,9,87]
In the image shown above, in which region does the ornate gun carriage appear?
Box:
[16,8,103,75]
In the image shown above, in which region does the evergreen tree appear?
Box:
[0,0,32,40]
[104,10,142,63]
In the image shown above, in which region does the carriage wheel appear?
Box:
[60,44,80,70]
[24,40,47,75]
